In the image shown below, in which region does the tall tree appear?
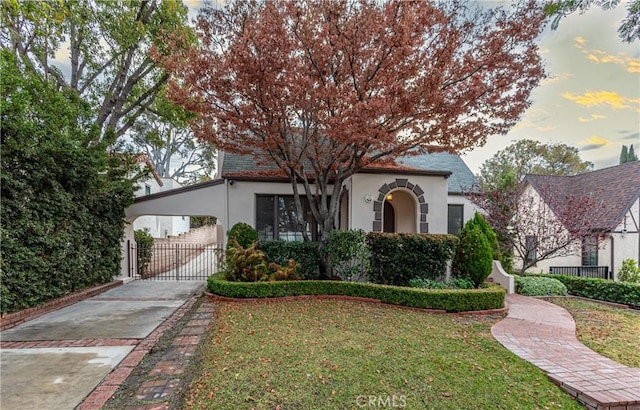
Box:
[620,144,630,164]
[478,139,594,190]
[629,144,638,162]
[544,0,640,43]
[0,0,192,142]
[162,0,546,274]
[128,93,216,185]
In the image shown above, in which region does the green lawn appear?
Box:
[545,297,640,368]
[185,299,582,409]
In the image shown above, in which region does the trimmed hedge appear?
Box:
[515,276,567,296]
[207,276,505,313]
[260,240,321,279]
[366,233,458,286]
[539,274,640,306]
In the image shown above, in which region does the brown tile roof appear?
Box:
[131,153,163,187]
[523,161,640,231]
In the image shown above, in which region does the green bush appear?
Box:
[408,277,475,290]
[366,233,458,286]
[452,224,493,288]
[207,276,505,313]
[327,229,370,281]
[134,229,154,278]
[260,240,321,280]
[618,259,640,283]
[1,51,135,314]
[225,241,300,282]
[540,274,640,306]
[515,276,567,296]
[226,222,258,250]
[470,213,501,261]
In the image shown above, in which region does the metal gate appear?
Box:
[128,241,224,280]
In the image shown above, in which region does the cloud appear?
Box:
[562,91,640,110]
[587,50,640,73]
[571,36,640,73]
[622,132,640,140]
[578,114,607,122]
[579,135,612,151]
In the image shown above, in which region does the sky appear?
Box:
[186,0,640,174]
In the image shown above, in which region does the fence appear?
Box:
[128,241,224,280]
[549,266,611,280]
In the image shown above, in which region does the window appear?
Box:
[256,195,319,242]
[447,205,464,235]
[144,184,151,195]
[582,236,598,266]
[525,235,537,264]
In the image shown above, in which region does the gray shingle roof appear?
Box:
[524,160,640,231]
[221,151,478,194]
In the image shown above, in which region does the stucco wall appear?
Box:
[447,194,482,224]
[349,173,449,233]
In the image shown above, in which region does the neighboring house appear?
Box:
[131,154,190,238]
[516,161,640,280]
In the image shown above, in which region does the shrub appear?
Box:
[470,213,501,261]
[408,277,474,290]
[260,240,321,279]
[618,259,640,283]
[226,222,258,250]
[541,274,640,306]
[207,276,505,313]
[134,229,154,278]
[327,229,370,281]
[515,276,567,296]
[225,241,269,282]
[452,224,493,288]
[366,233,458,286]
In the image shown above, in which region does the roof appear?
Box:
[221,151,476,194]
[132,154,163,187]
[523,161,640,231]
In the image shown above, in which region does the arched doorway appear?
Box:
[383,200,395,232]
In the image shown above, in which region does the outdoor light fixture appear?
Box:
[386,193,393,201]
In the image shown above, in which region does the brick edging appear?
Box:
[206,292,508,315]
[1,280,124,331]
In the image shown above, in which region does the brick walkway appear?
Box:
[492,294,640,410]
[76,297,215,410]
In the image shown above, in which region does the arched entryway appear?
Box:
[373,178,429,233]
[383,189,416,233]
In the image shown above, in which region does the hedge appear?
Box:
[515,276,567,297]
[260,240,321,279]
[539,274,640,306]
[207,276,505,313]
[366,233,458,286]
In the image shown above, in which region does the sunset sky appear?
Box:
[186,0,640,174]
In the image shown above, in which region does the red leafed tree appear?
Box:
[470,177,604,274]
[160,0,546,274]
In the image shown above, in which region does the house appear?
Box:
[131,154,190,238]
[516,161,640,280]
[122,150,480,278]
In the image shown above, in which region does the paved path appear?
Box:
[492,294,640,410]
[0,280,205,410]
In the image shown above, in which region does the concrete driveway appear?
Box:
[0,280,205,410]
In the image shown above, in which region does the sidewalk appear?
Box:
[0,280,206,410]
[492,294,640,410]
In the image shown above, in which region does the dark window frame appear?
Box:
[581,236,598,266]
[525,235,538,265]
[447,204,464,235]
[256,194,320,242]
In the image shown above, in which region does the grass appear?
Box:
[545,297,640,368]
[185,299,582,409]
